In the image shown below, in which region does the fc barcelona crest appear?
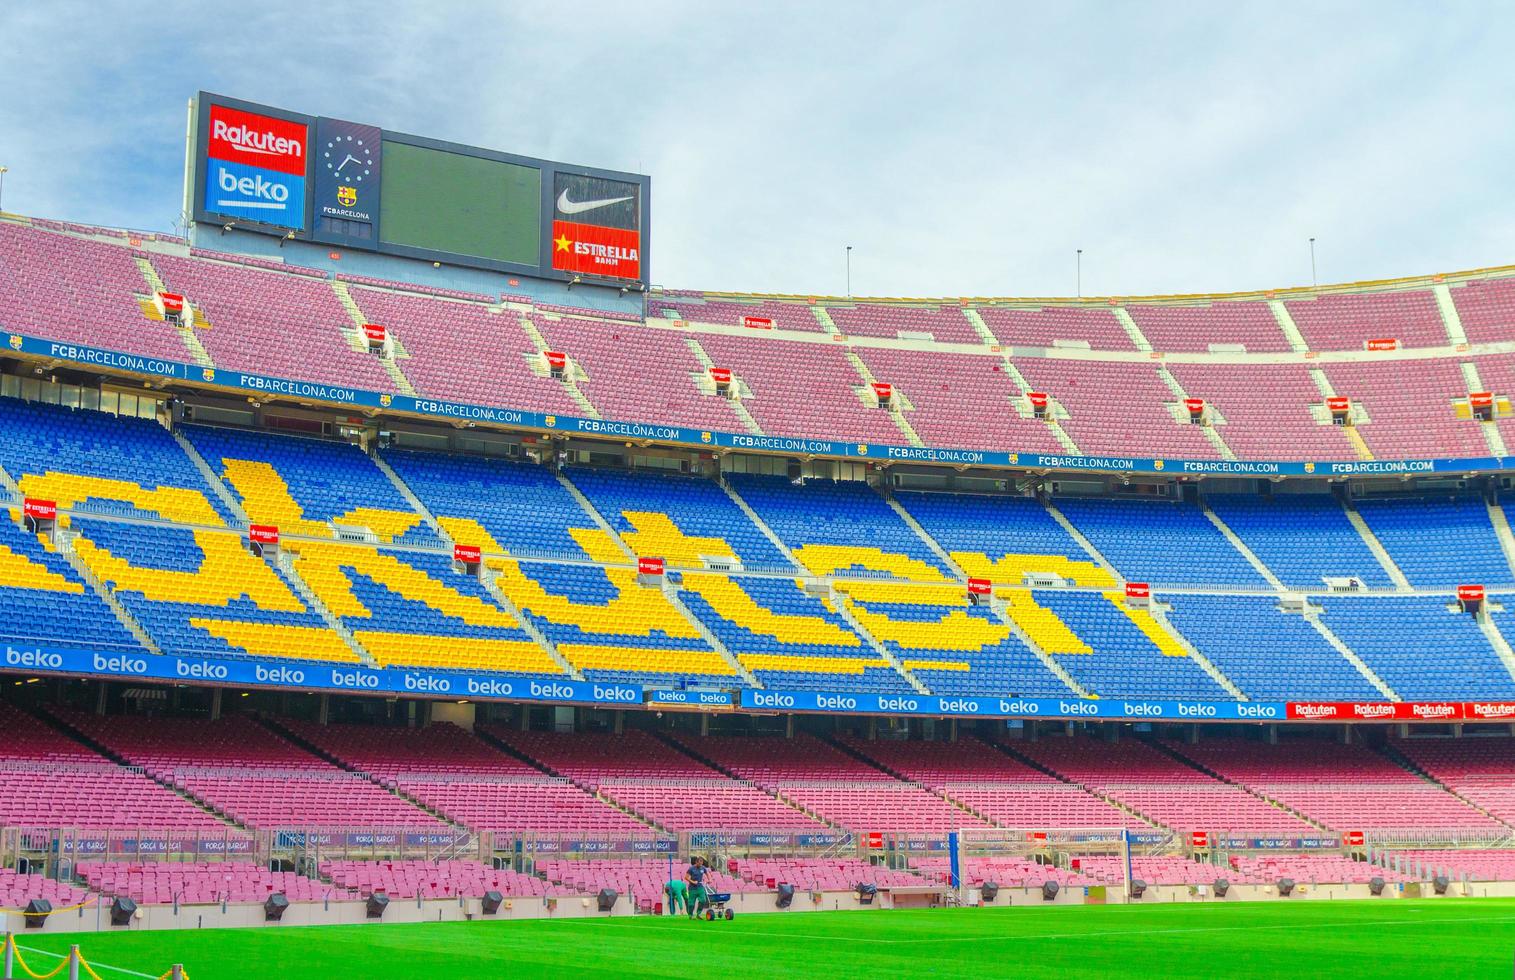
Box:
[336,186,358,208]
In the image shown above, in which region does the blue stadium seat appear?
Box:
[1164,595,1383,700]
[0,396,234,525]
[381,449,596,559]
[0,518,141,652]
[565,466,789,570]
[1354,495,1514,588]
[1033,590,1231,700]
[727,475,949,580]
[1320,596,1515,700]
[1054,496,1267,588]
[183,425,440,546]
[1207,493,1391,589]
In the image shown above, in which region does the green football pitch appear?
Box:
[13,899,1515,979]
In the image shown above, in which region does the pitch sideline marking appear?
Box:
[15,943,160,979]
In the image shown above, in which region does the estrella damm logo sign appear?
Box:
[336,186,357,208]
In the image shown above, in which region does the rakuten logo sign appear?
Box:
[207,104,308,174]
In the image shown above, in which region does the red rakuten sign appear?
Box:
[1027,392,1048,409]
[206,104,308,176]
[1467,702,1515,721]
[158,292,185,314]
[1344,831,1365,848]
[22,498,56,520]
[362,324,386,342]
[871,382,893,401]
[1470,392,1494,409]
[453,545,481,565]
[1326,396,1350,412]
[967,578,992,596]
[1184,398,1205,413]
[248,525,280,545]
[551,221,641,280]
[740,315,775,330]
[1287,702,1395,721]
[544,350,567,370]
[1190,831,1209,848]
[1125,582,1150,600]
[709,367,732,384]
[637,556,665,576]
[1458,584,1486,602]
[1400,702,1461,721]
[865,832,883,849]
[1365,338,1398,351]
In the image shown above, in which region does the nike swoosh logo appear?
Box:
[558,189,634,215]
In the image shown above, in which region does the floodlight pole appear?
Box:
[0,167,8,214]
[1310,237,1317,288]
[846,245,853,299]
[1077,249,1083,299]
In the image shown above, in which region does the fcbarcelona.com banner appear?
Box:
[11,334,1514,479]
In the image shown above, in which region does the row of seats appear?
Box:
[8,710,1515,840]
[11,218,1515,464]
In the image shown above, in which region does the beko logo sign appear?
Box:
[5,647,62,669]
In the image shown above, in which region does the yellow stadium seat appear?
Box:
[355,632,562,673]
[18,473,225,527]
[72,528,307,611]
[953,552,1116,588]
[1105,592,1190,657]
[190,620,360,663]
[287,541,519,628]
[680,574,862,647]
[0,541,84,593]
[557,644,735,676]
[220,460,424,542]
[616,512,737,569]
[1001,590,1091,655]
[791,545,949,582]
[491,562,701,639]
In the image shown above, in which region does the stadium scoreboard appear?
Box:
[187,91,649,284]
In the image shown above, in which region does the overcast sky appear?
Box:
[3,1,1512,299]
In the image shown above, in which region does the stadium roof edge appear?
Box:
[653,263,1515,308]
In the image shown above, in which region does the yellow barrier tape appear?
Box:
[8,940,68,980]
[0,895,98,915]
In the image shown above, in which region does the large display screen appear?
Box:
[378,142,541,266]
[190,92,649,284]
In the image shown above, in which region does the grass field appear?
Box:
[14,899,1515,978]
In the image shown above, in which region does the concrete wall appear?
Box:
[4,880,1500,935]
